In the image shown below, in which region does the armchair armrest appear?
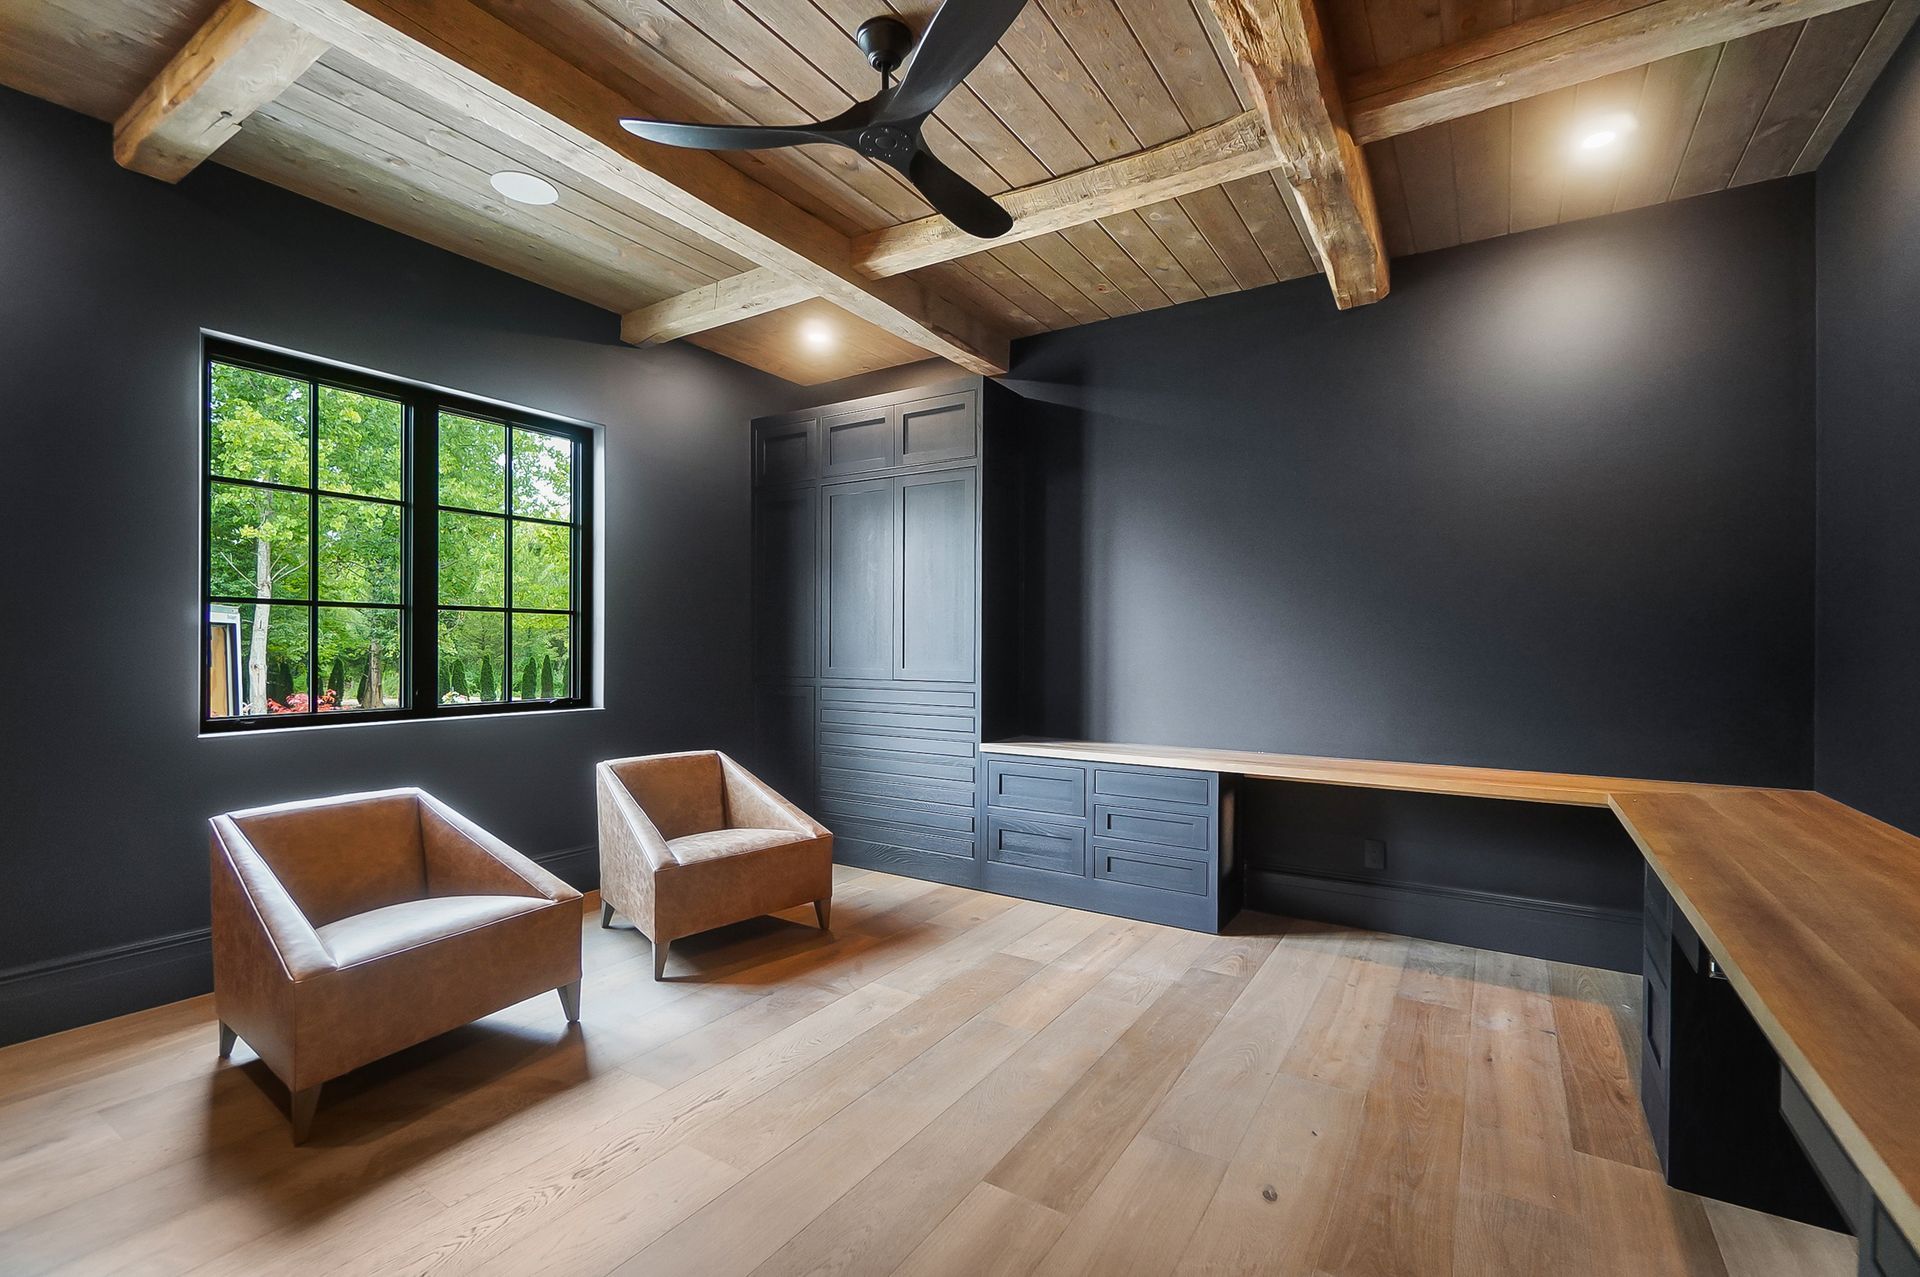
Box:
[210,815,336,982]
[417,791,580,904]
[596,762,675,871]
[720,755,829,840]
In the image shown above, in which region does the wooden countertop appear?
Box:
[982,737,1920,1243]
[1612,788,1920,1246]
[979,738,1734,806]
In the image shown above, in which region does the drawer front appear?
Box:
[1874,1204,1920,1277]
[986,813,1087,877]
[1094,842,1209,896]
[1091,766,1212,808]
[1093,803,1209,853]
[1642,956,1672,1078]
[1643,910,1671,985]
[1779,1068,1864,1231]
[986,759,1087,818]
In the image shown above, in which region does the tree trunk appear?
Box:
[247,532,271,714]
[366,635,383,709]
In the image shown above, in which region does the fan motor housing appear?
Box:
[856,16,914,76]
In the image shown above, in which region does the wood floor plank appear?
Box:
[1035,1134,1229,1276]
[1172,1072,1365,1276]
[0,874,1856,1277]
[890,1181,1067,1277]
[984,964,1255,1214]
[1550,960,1661,1171]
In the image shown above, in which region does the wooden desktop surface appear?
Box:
[982,738,1920,1242]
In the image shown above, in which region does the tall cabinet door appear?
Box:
[896,469,978,683]
[752,486,816,679]
[820,477,896,679]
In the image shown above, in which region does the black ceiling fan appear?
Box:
[618,1,1025,239]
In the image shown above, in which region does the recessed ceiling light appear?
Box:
[490,171,560,205]
[799,318,836,352]
[1573,112,1638,159]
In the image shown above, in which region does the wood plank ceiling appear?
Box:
[2,0,1913,383]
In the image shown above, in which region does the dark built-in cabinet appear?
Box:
[749,379,1014,893]
[747,379,1237,932]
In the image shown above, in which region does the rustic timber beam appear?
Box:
[1346,0,1885,143]
[626,0,1885,338]
[621,110,1280,343]
[114,0,329,182]
[250,0,1011,375]
[1205,0,1388,308]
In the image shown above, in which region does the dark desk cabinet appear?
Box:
[1640,869,1851,1234]
[747,380,1022,893]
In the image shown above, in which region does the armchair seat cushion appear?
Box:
[314,895,551,968]
[667,827,805,866]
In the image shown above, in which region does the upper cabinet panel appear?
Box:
[753,417,817,487]
[752,485,817,679]
[821,477,897,680]
[822,406,896,477]
[897,469,978,683]
[899,392,978,468]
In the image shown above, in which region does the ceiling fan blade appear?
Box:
[888,0,1029,119]
[906,148,1013,239]
[618,117,821,151]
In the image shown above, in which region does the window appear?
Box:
[202,341,591,729]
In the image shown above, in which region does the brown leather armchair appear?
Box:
[596,751,832,980]
[209,788,583,1142]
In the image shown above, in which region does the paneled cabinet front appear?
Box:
[752,486,816,680]
[820,477,895,680]
[897,469,977,683]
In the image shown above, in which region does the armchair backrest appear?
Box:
[603,752,726,840]
[225,790,427,927]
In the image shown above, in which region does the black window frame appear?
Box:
[201,338,594,732]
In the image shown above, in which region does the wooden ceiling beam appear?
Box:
[627,0,1885,339]
[250,0,1011,376]
[1346,0,1885,143]
[114,0,329,182]
[621,110,1281,344]
[1204,0,1389,308]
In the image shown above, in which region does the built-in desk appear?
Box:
[980,738,1920,1271]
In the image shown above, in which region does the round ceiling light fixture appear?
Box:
[1573,112,1638,159]
[490,171,560,205]
[799,318,836,352]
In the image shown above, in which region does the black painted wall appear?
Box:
[0,88,799,1040]
[1004,180,1818,946]
[1813,26,1920,837]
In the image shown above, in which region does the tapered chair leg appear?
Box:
[600,900,614,929]
[217,1021,237,1060]
[814,898,831,931]
[557,980,581,1022]
[290,1084,322,1145]
[653,939,669,981]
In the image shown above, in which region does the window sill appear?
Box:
[199,705,602,739]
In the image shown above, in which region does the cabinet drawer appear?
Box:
[1094,843,1209,895]
[986,759,1087,818]
[1644,862,1673,935]
[1779,1068,1864,1231]
[1091,766,1211,808]
[986,813,1087,877]
[1093,803,1208,853]
[1643,955,1672,1078]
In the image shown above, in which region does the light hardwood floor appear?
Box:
[0,866,1857,1276]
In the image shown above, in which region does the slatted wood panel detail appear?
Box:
[0,0,1913,382]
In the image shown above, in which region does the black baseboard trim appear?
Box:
[0,843,600,1049]
[1248,867,1639,973]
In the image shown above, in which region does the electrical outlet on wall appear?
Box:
[1363,839,1387,871]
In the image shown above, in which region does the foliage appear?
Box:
[210,368,573,718]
